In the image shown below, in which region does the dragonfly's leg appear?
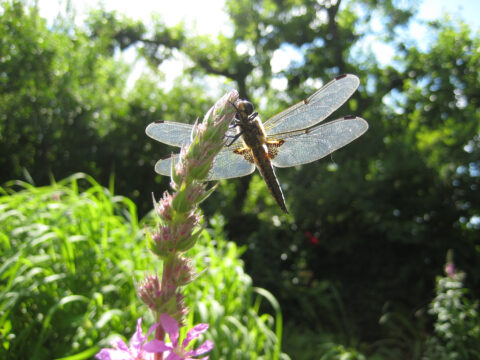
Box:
[228,119,240,129]
[229,100,240,111]
[225,131,243,147]
[229,100,241,120]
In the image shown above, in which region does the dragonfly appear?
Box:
[146,74,368,213]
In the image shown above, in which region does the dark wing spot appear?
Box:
[266,139,285,159]
[234,147,255,163]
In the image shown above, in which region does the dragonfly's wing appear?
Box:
[270,116,368,168]
[148,119,253,179]
[146,121,194,147]
[154,155,178,177]
[264,74,360,136]
[154,147,255,181]
[207,147,256,180]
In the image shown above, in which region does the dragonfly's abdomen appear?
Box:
[252,144,288,213]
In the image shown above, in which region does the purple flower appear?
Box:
[144,314,213,360]
[96,318,159,360]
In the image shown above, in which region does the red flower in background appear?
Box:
[304,231,319,246]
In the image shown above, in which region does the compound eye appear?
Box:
[241,101,254,115]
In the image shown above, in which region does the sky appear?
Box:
[36,0,480,92]
[418,0,480,29]
[38,0,232,36]
[37,0,480,35]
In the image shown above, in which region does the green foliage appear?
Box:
[0,1,129,181]
[286,325,371,360]
[0,174,143,359]
[0,175,288,359]
[423,269,480,359]
[187,223,288,359]
[0,0,219,216]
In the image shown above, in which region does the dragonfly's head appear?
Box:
[234,99,256,122]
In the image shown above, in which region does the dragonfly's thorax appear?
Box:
[235,100,267,149]
[239,116,267,150]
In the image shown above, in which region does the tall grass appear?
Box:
[0,174,288,359]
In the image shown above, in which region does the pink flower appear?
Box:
[96,318,159,360]
[144,314,213,360]
[445,261,455,278]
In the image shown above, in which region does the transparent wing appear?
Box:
[207,148,256,180]
[270,116,368,168]
[146,121,194,147]
[154,147,255,181]
[154,155,178,177]
[264,74,360,136]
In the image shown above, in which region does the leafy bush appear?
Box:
[0,174,287,359]
[423,263,480,360]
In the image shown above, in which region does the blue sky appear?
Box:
[418,0,480,29]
